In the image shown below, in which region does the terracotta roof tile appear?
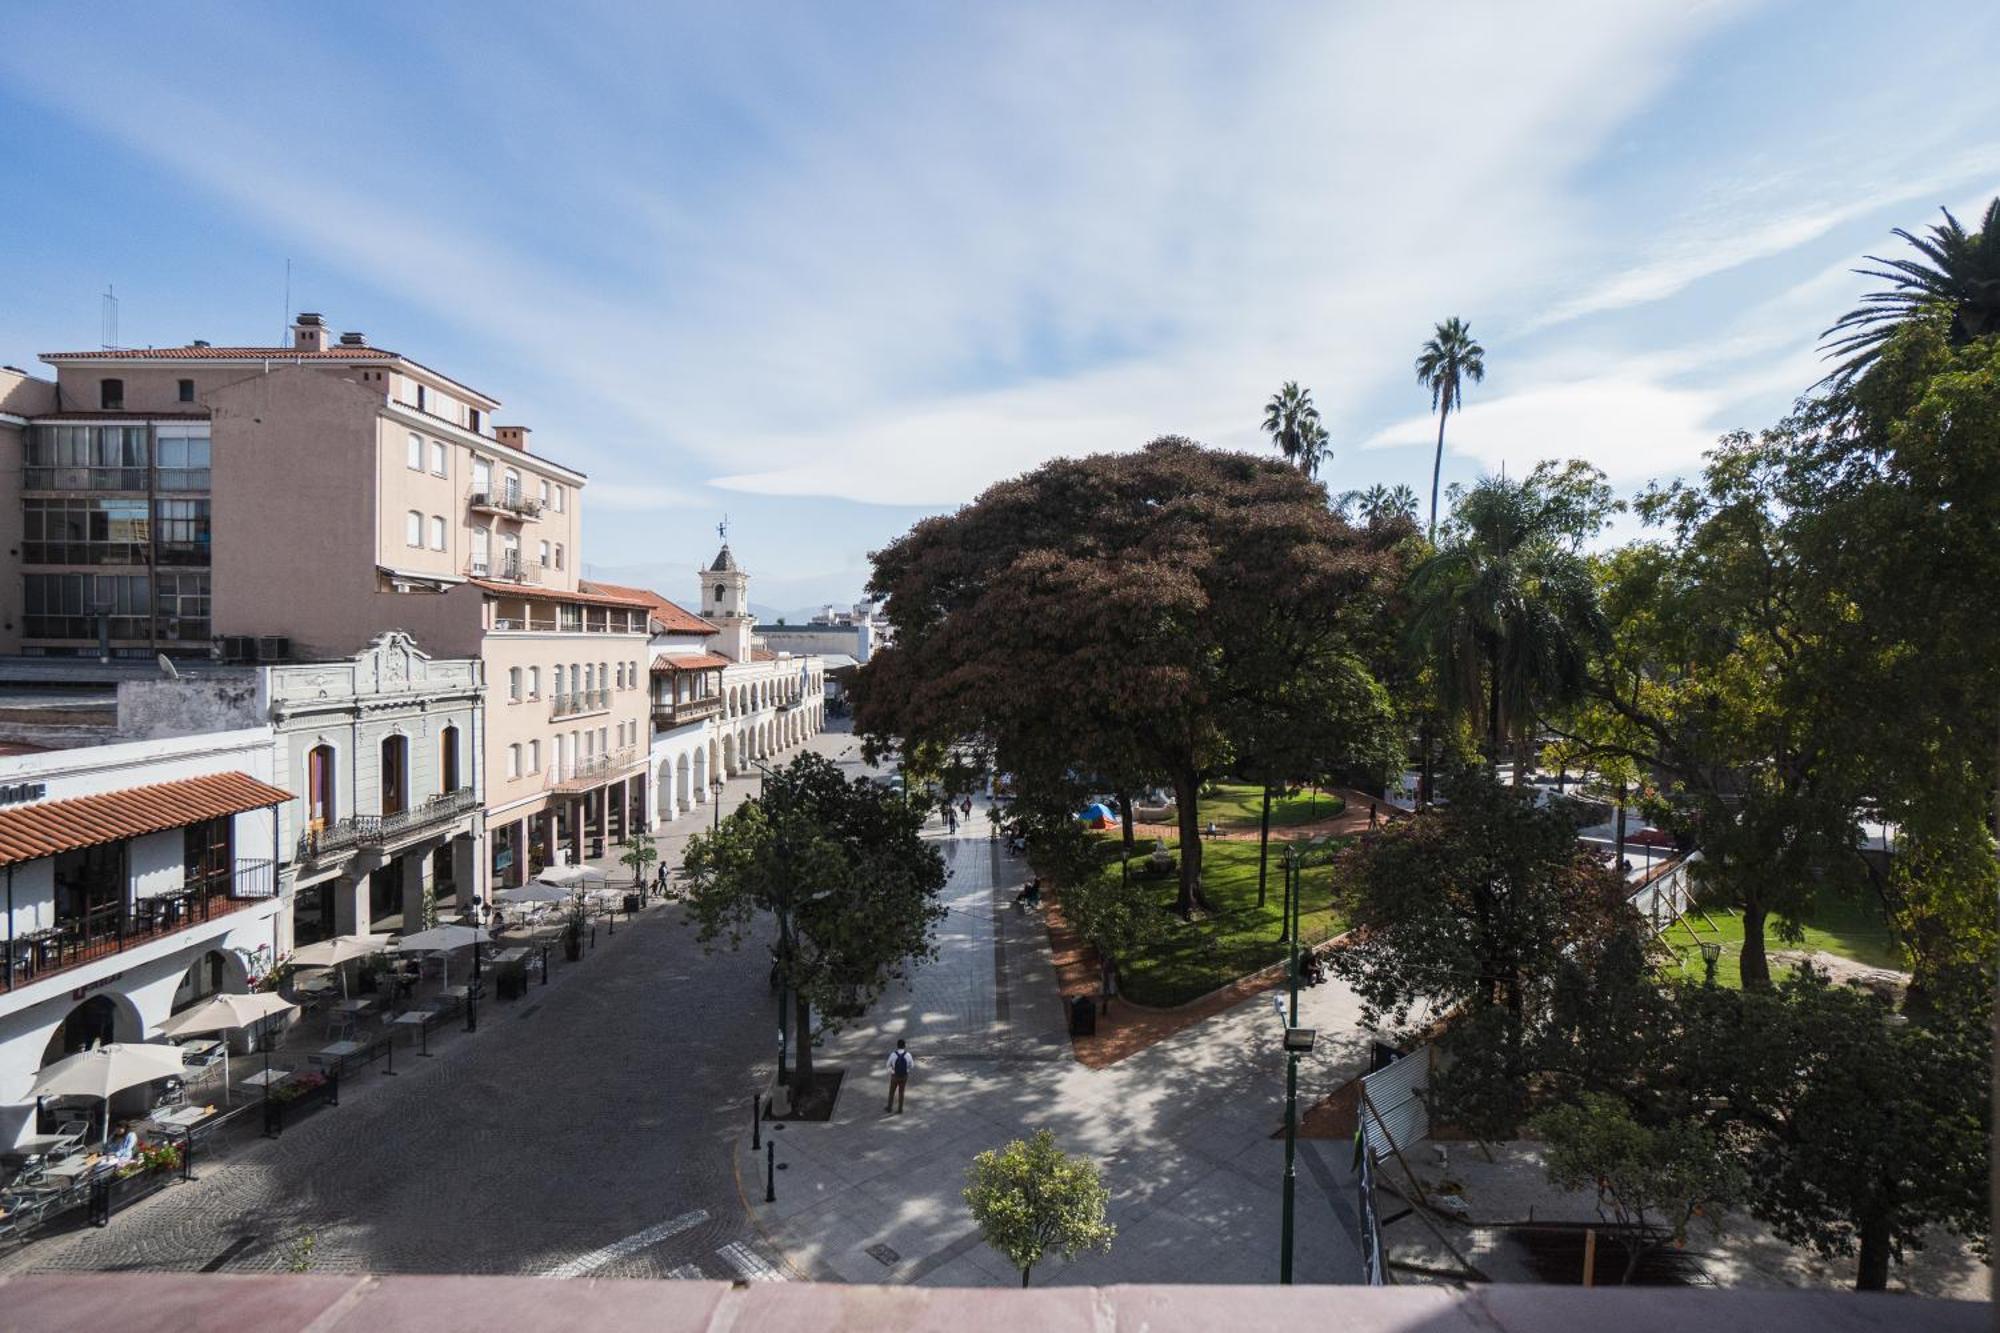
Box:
[41,345,398,361]
[466,579,654,613]
[579,581,718,635]
[651,652,733,672]
[751,648,777,661]
[0,772,293,867]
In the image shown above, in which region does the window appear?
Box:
[506,744,521,779]
[154,499,210,566]
[380,734,409,816]
[538,540,551,569]
[538,479,550,506]
[23,573,147,641]
[468,408,482,434]
[528,739,540,773]
[431,440,448,476]
[599,725,609,755]
[307,744,337,831]
[469,524,490,575]
[552,485,564,512]
[177,379,195,403]
[554,543,564,570]
[25,423,148,489]
[508,667,522,701]
[406,510,423,547]
[184,815,233,897]
[527,666,540,697]
[500,531,520,575]
[714,584,725,603]
[430,515,447,550]
[416,384,428,413]
[472,456,493,497]
[440,725,461,792]
[100,378,123,410]
[155,426,212,491]
[553,664,564,696]
[153,572,210,641]
[407,433,424,470]
[583,664,594,692]
[503,468,522,506]
[22,497,149,564]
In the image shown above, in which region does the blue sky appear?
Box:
[2,2,1996,614]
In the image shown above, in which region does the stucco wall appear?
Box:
[117,678,263,739]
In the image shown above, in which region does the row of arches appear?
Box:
[654,701,826,821]
[721,671,825,720]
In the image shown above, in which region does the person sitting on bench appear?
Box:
[1014,878,1042,909]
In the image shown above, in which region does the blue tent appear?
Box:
[1078,802,1117,828]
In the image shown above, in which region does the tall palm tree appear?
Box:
[1407,474,1606,779]
[1339,483,1419,527]
[1298,419,1332,480]
[1820,196,2000,388]
[1414,319,1486,543]
[1261,381,1322,473]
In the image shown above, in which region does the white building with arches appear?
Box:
[584,542,826,828]
[0,728,289,1148]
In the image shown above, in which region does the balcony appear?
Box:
[547,750,640,794]
[295,789,479,864]
[551,688,610,720]
[467,486,543,522]
[4,860,276,993]
[475,553,542,586]
[653,694,724,728]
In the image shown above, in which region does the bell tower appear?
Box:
[700,518,754,663]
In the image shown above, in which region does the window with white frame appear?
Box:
[554,664,564,695]
[405,510,423,547]
[528,739,540,772]
[539,479,550,506]
[430,515,447,550]
[407,433,423,470]
[431,440,447,476]
[539,540,551,568]
[528,666,540,697]
[554,543,564,570]
[508,666,522,700]
[506,744,521,778]
[469,524,490,574]
[472,455,492,496]
[552,484,564,512]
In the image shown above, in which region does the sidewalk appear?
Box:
[753,803,1378,1287]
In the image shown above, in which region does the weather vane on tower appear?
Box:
[717,515,729,543]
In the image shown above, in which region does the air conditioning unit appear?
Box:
[221,635,256,663]
[256,636,289,662]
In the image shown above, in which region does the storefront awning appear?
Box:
[0,772,293,868]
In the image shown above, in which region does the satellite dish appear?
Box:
[157,654,181,680]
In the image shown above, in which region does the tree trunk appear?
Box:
[791,989,814,1089]
[1171,769,1210,918]
[1116,786,1136,855]
[1419,721,1434,806]
[1739,899,1772,990]
[1428,406,1449,543]
[1855,1211,1892,1291]
[1486,643,1503,775]
[1020,1263,1032,1288]
[1613,783,1628,870]
[1256,782,1273,909]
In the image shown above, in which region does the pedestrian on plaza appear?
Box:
[961,797,972,820]
[654,863,669,892]
[884,1039,914,1113]
[1369,801,1378,829]
[946,808,958,834]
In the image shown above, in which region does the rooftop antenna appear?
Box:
[100,285,119,350]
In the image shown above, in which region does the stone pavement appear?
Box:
[755,800,1379,1288]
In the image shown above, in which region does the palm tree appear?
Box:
[1339,483,1419,527]
[1820,196,2000,388]
[1414,319,1486,542]
[1261,381,1322,473]
[1298,419,1332,480]
[1407,474,1606,779]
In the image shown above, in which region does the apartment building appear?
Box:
[16,315,652,898]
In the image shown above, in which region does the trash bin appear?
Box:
[623,893,642,914]
[1068,994,1097,1037]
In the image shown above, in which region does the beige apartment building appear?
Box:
[8,315,653,908]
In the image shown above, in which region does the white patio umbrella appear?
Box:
[28,1042,188,1144]
[155,992,297,1107]
[292,933,392,998]
[536,864,603,890]
[393,924,490,985]
[495,882,569,905]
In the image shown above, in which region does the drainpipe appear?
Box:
[6,864,14,993]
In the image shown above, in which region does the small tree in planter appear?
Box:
[619,832,659,892]
[964,1130,1115,1287]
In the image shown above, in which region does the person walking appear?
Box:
[884,1039,914,1113]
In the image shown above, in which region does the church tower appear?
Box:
[700,523,754,663]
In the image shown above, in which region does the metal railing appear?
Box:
[480,554,542,585]
[296,788,479,862]
[4,859,278,992]
[653,695,723,726]
[550,688,610,719]
[467,486,544,520]
[548,750,639,793]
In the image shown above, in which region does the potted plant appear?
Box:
[561,896,589,962]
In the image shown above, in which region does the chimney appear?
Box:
[338,331,367,347]
[191,340,211,348]
[292,312,329,353]
[494,425,531,452]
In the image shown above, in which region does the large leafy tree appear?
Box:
[1415,317,1486,541]
[1407,461,1611,777]
[964,1130,1115,1287]
[679,751,947,1094]
[1819,195,2000,389]
[1330,767,1627,1138]
[856,438,1403,918]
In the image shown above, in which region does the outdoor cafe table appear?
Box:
[391,1011,434,1056]
[240,1069,293,1091]
[310,1041,364,1072]
[333,998,374,1015]
[41,1156,102,1186]
[178,1039,224,1068]
[145,1105,213,1133]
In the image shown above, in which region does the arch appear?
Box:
[40,992,144,1068]
[723,732,737,775]
[676,752,692,811]
[170,947,249,1016]
[693,745,709,799]
[657,758,676,818]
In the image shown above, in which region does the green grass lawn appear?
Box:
[1095,834,1351,1008]
[1195,781,1346,830]
[1660,891,1904,989]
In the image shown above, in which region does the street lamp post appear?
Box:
[466,895,485,1033]
[1700,939,1723,988]
[712,776,725,831]
[1279,846,1301,1284]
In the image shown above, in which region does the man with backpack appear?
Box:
[884,1039,914,1113]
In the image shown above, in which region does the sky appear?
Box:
[1,2,1996,616]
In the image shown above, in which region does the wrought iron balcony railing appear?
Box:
[295,788,480,863]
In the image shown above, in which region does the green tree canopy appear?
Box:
[679,751,947,1093]
[963,1129,1115,1287]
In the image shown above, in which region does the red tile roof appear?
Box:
[751,648,777,661]
[41,345,398,361]
[651,652,733,672]
[579,581,718,635]
[0,772,293,867]
[466,579,655,613]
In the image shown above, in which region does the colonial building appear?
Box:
[269,632,483,946]
[0,728,288,1148]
